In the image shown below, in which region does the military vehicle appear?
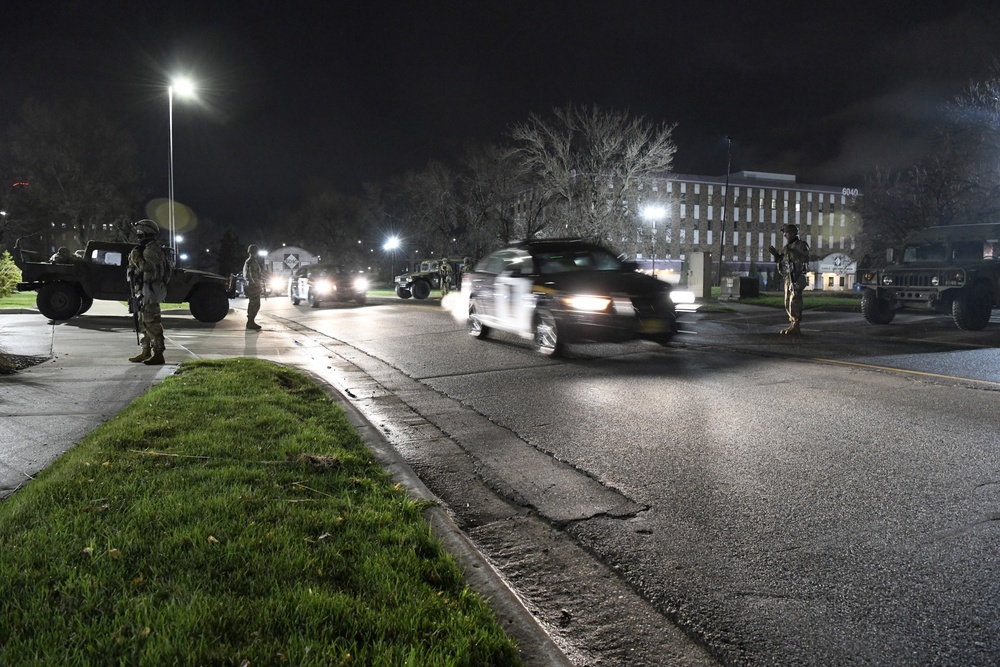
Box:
[13,238,235,323]
[857,223,1000,330]
[394,256,464,300]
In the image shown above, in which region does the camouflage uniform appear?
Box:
[243,244,263,330]
[769,224,810,335]
[439,258,453,296]
[49,247,74,263]
[127,220,170,364]
[461,257,474,291]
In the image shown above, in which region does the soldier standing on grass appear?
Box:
[243,245,263,330]
[127,219,169,365]
[769,224,810,335]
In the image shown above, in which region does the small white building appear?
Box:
[262,245,318,279]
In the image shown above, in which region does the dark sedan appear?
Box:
[288,264,369,307]
[465,239,678,356]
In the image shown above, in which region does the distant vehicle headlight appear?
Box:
[353,277,369,292]
[268,276,285,291]
[669,290,695,304]
[314,279,334,294]
[562,295,611,312]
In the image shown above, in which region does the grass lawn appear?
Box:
[0,358,521,666]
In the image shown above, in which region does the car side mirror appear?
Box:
[622,260,639,272]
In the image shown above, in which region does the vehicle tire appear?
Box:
[952,284,992,331]
[861,289,895,325]
[188,285,230,323]
[395,286,412,299]
[469,301,490,339]
[77,295,94,315]
[37,281,82,321]
[411,280,431,300]
[290,292,300,306]
[532,309,563,357]
[307,289,321,308]
[354,292,367,305]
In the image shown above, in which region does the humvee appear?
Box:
[394,256,464,300]
[857,223,1000,330]
[13,238,235,323]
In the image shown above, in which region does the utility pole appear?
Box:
[717,136,732,286]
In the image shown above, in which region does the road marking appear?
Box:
[814,357,1000,388]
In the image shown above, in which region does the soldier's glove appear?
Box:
[768,245,779,259]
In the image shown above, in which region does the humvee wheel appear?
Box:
[952,284,992,331]
[861,289,895,325]
[37,282,83,321]
[189,285,230,323]
[411,280,431,300]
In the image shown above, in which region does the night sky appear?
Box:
[4,1,1000,233]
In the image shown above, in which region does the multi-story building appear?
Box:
[638,170,862,290]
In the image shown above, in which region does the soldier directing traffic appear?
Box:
[127,219,171,364]
[769,224,810,335]
[439,256,453,297]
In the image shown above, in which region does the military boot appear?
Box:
[129,346,152,363]
[781,322,801,335]
[246,320,262,330]
[143,351,165,365]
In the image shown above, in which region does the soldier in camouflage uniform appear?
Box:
[439,257,453,297]
[461,256,474,291]
[769,223,811,335]
[127,219,170,365]
[243,244,263,330]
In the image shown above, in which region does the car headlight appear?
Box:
[314,279,334,294]
[562,295,611,312]
[669,290,695,304]
[930,275,940,287]
[882,275,894,286]
[353,277,369,291]
[268,277,285,290]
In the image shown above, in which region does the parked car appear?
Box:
[465,238,679,356]
[288,264,369,307]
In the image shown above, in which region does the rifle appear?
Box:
[127,271,141,345]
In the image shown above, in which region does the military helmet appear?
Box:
[248,244,259,256]
[133,219,160,239]
[781,224,798,234]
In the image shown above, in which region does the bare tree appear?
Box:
[508,104,677,245]
[5,99,142,247]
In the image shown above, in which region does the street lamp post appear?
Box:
[717,135,733,286]
[642,205,666,278]
[383,236,400,281]
[168,77,195,256]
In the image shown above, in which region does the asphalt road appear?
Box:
[245,294,1000,666]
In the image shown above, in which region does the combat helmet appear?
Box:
[133,219,160,240]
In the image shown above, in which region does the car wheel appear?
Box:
[36,281,83,321]
[532,309,562,357]
[411,280,431,300]
[469,301,490,339]
[77,295,95,315]
[395,286,412,299]
[952,284,992,331]
[355,292,367,305]
[861,289,895,325]
[188,285,230,323]
[307,290,321,308]
[290,292,300,306]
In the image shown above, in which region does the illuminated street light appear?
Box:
[168,77,196,256]
[643,205,666,278]
[383,236,400,279]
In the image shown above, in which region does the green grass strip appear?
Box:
[0,358,521,666]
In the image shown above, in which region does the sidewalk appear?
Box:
[0,301,570,666]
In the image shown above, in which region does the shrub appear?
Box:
[0,251,21,299]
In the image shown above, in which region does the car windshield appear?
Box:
[535,248,624,274]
